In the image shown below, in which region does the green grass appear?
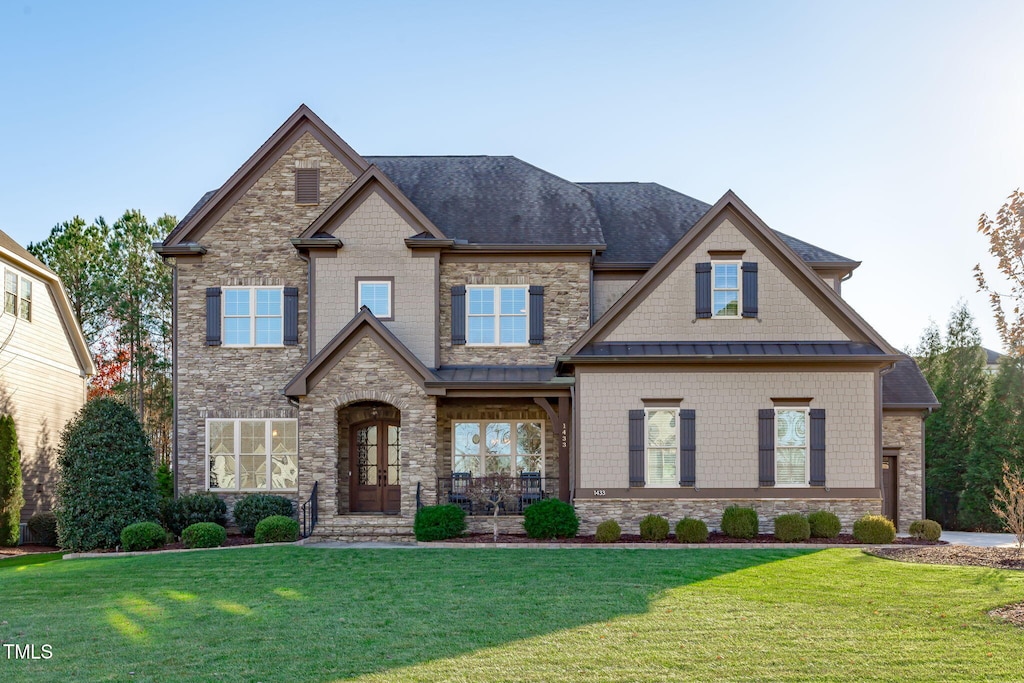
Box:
[0,551,64,567]
[1,547,1023,682]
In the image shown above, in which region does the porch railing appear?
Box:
[300,480,318,538]
[436,474,559,516]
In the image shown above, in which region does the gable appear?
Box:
[573,192,897,352]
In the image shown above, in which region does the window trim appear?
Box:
[644,408,679,488]
[205,418,299,492]
[4,269,31,322]
[465,285,529,347]
[451,419,546,476]
[774,407,810,488]
[355,277,394,321]
[711,260,742,319]
[221,286,285,348]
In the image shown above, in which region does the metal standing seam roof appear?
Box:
[881,356,940,407]
[574,341,887,357]
[432,366,557,383]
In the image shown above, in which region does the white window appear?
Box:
[452,420,544,476]
[357,280,392,319]
[775,408,809,487]
[207,419,298,491]
[467,286,528,345]
[222,287,282,346]
[4,270,31,322]
[645,409,678,487]
[712,261,741,317]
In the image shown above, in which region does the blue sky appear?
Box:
[2,0,1023,351]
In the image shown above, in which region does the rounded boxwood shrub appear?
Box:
[55,398,160,551]
[853,515,896,544]
[909,519,942,542]
[233,494,295,536]
[721,506,759,539]
[413,504,466,541]
[774,513,811,542]
[254,515,299,544]
[639,514,670,541]
[595,519,621,543]
[182,522,226,549]
[523,498,579,539]
[675,517,709,543]
[27,511,58,546]
[808,510,841,539]
[120,521,166,552]
[164,492,228,536]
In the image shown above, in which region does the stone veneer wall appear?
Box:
[882,412,925,531]
[573,498,881,535]
[438,259,590,365]
[299,336,438,518]
[174,133,356,499]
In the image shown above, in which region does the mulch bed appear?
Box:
[443,532,946,545]
[0,544,60,556]
[989,602,1024,627]
[869,545,1024,570]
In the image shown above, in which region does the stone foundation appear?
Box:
[883,413,926,531]
[573,498,882,535]
[465,515,526,535]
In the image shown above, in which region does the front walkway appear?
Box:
[936,531,1020,548]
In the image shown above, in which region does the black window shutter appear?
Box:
[205,287,221,346]
[283,287,299,346]
[629,409,645,487]
[451,285,466,345]
[528,285,544,345]
[679,409,696,486]
[809,409,826,486]
[695,263,712,318]
[758,408,775,486]
[742,262,758,318]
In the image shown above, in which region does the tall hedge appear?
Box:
[55,398,160,551]
[0,414,24,547]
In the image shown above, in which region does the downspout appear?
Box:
[589,249,596,326]
[171,264,179,499]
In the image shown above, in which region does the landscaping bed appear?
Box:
[439,532,947,545]
[870,545,1024,570]
[0,544,60,556]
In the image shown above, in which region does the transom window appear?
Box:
[712,262,741,317]
[645,409,678,487]
[207,419,298,491]
[4,270,31,322]
[467,286,528,345]
[452,420,544,476]
[357,280,393,319]
[222,287,282,346]
[775,408,809,487]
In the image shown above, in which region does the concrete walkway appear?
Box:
[936,531,1020,548]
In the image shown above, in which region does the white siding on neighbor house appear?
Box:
[0,260,87,519]
[577,369,876,490]
[603,219,849,342]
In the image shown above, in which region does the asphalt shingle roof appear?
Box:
[881,356,939,407]
[0,228,51,273]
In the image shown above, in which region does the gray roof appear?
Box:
[0,228,52,274]
[574,341,886,357]
[984,347,1004,365]
[433,365,557,383]
[881,356,939,408]
[365,156,605,246]
[165,189,217,244]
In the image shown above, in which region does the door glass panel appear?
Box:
[357,425,377,486]
[387,425,401,485]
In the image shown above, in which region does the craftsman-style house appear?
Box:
[156,105,937,539]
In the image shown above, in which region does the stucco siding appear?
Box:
[313,190,437,366]
[578,369,876,489]
[604,219,848,342]
[592,276,637,321]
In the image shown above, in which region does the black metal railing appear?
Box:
[436,474,559,516]
[300,480,319,538]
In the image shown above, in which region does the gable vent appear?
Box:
[295,167,320,204]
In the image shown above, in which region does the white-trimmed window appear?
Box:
[222,287,283,346]
[207,419,298,491]
[3,270,31,321]
[712,261,741,317]
[775,408,809,487]
[357,279,393,319]
[467,286,528,345]
[645,408,678,487]
[452,420,544,476]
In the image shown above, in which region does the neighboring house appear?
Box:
[156,105,938,538]
[983,347,1004,375]
[0,230,94,520]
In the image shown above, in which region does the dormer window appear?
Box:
[295,167,319,204]
[712,262,741,317]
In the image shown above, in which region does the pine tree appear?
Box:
[0,414,24,547]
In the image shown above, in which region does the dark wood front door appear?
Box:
[882,455,898,526]
[351,421,401,513]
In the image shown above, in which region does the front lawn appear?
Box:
[1,547,1022,681]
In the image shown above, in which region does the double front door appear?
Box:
[351,420,401,513]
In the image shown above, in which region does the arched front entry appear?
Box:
[339,401,401,514]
